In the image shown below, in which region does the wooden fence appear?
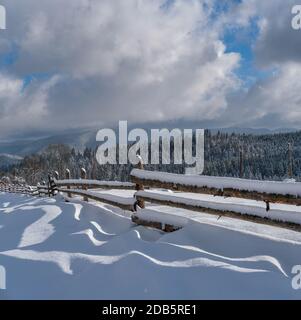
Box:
[37,168,137,211]
[2,163,301,233]
[130,169,301,232]
[0,183,38,196]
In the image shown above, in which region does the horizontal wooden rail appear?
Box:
[55,179,136,190]
[36,185,50,196]
[131,169,301,206]
[0,184,37,196]
[57,188,135,211]
[37,186,48,190]
[135,191,301,232]
[37,189,49,195]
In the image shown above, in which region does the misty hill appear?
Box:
[0,129,99,157]
[0,154,23,170]
[0,127,298,158]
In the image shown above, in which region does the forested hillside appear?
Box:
[2,130,301,185]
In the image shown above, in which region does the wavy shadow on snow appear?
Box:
[1,193,301,299]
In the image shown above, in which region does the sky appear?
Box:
[0,0,301,139]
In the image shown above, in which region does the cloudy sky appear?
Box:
[0,0,300,139]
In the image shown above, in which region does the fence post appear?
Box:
[81,168,88,202]
[265,200,270,212]
[48,174,52,197]
[135,155,145,210]
[48,173,57,197]
[66,169,72,198]
[54,171,59,181]
[37,182,42,197]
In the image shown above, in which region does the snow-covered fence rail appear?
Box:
[36,174,57,197]
[133,190,301,231]
[49,168,136,211]
[37,185,50,196]
[55,179,135,190]
[131,169,301,206]
[131,169,301,232]
[56,188,135,211]
[53,168,135,191]
[0,183,37,196]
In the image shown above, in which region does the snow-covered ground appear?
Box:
[1,192,301,300]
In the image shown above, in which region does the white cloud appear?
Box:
[0,73,60,135]
[209,0,301,129]
[1,0,301,137]
[245,63,301,124]
[0,0,241,137]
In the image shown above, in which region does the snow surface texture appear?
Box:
[131,169,301,197]
[0,192,301,300]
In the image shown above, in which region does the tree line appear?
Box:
[2,130,301,185]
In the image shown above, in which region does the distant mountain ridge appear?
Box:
[0,153,23,169]
[0,126,299,160]
[0,129,99,157]
[209,127,299,135]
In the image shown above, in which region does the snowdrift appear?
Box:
[1,192,301,299]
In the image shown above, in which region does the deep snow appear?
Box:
[0,192,301,300]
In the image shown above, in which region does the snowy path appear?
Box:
[0,192,301,300]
